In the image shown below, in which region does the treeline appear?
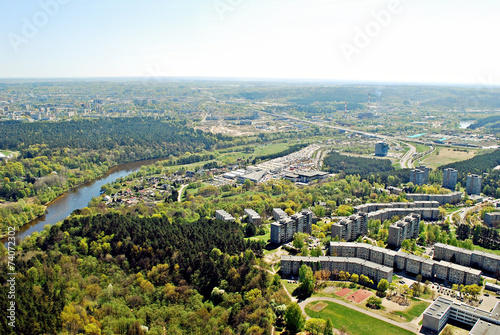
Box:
[323,152,394,175]
[456,224,500,250]
[0,117,225,153]
[252,143,308,164]
[468,115,500,129]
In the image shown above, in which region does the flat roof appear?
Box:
[470,320,500,335]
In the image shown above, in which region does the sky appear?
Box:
[0,0,499,85]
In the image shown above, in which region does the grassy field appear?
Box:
[422,147,477,168]
[245,231,270,243]
[282,279,299,294]
[409,142,431,153]
[473,244,500,256]
[305,301,415,335]
[394,300,430,322]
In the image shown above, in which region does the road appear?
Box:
[177,184,188,202]
[298,296,420,334]
[400,143,417,169]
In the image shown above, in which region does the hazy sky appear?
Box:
[1,0,499,85]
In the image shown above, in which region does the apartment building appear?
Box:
[405,192,462,205]
[484,212,500,227]
[434,243,500,274]
[329,242,481,286]
[215,209,235,222]
[387,213,421,247]
[442,168,458,190]
[466,174,482,195]
[410,167,430,186]
[354,201,440,222]
[330,213,368,241]
[280,255,393,284]
[270,209,313,245]
[244,208,262,225]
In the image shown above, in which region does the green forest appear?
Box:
[0,214,285,335]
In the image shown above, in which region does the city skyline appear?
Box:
[1,0,500,85]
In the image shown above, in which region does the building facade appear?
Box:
[410,167,430,186]
[375,142,389,156]
[434,243,500,274]
[422,297,500,333]
[270,209,313,245]
[466,174,482,195]
[387,213,421,247]
[215,209,235,222]
[329,242,481,286]
[244,208,261,225]
[405,192,462,205]
[331,213,368,241]
[280,255,393,284]
[442,168,458,190]
[354,201,440,222]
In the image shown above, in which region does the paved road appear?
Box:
[298,296,421,334]
[400,143,417,169]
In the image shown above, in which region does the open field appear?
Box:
[305,301,415,335]
[245,231,270,243]
[422,147,477,168]
[394,300,430,321]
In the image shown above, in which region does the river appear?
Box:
[2,157,164,245]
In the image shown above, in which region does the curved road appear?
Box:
[177,184,188,202]
[400,143,417,169]
[298,296,420,334]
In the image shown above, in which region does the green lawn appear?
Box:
[306,301,415,335]
[282,279,299,294]
[473,245,500,256]
[394,301,430,322]
[245,231,270,243]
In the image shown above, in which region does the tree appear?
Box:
[324,318,333,335]
[350,273,359,284]
[305,318,326,335]
[377,279,389,293]
[366,296,382,309]
[285,303,305,334]
[298,265,315,298]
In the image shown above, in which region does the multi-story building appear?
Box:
[215,209,235,222]
[405,192,462,205]
[354,201,440,222]
[422,297,500,333]
[270,209,313,245]
[442,168,458,190]
[375,142,389,156]
[410,167,430,186]
[434,243,500,274]
[272,208,288,221]
[331,213,368,241]
[329,242,481,286]
[244,209,261,225]
[484,212,500,227]
[280,255,393,284]
[466,174,482,195]
[387,213,421,247]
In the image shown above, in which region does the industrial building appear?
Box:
[434,243,500,274]
[387,213,421,247]
[442,168,458,190]
[270,209,314,245]
[422,297,500,333]
[329,242,481,286]
[410,167,430,186]
[280,255,394,284]
[236,170,268,184]
[466,174,482,195]
[215,209,235,222]
[244,209,261,225]
[375,142,389,156]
